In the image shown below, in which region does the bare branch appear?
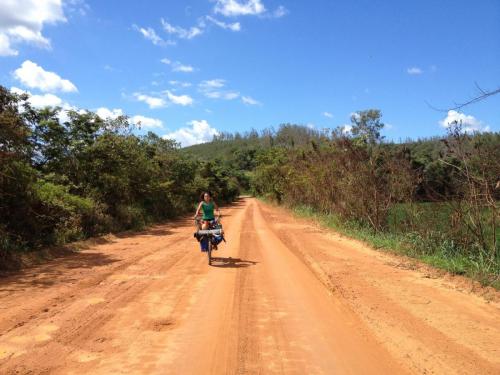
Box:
[427,85,500,112]
[474,81,487,95]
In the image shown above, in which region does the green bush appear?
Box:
[0,85,242,265]
[33,180,97,244]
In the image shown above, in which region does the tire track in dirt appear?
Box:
[258,201,500,374]
[0,197,498,374]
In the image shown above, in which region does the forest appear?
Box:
[186,111,500,285]
[0,85,242,267]
[1,85,499,285]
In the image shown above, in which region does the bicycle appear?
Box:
[194,217,224,265]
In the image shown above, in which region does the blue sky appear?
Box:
[1,0,499,145]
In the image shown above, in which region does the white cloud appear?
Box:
[28,93,64,107]
[0,33,18,56]
[163,120,219,147]
[206,16,241,31]
[13,60,78,93]
[96,107,123,120]
[199,79,239,100]
[161,19,203,39]
[223,92,240,100]
[439,110,490,133]
[134,93,166,109]
[11,86,64,107]
[136,26,161,44]
[272,5,288,18]
[161,58,195,73]
[341,124,353,134]
[213,1,287,19]
[95,107,163,129]
[169,80,192,88]
[173,63,194,73]
[242,96,261,105]
[131,115,163,129]
[58,108,87,124]
[407,67,423,75]
[133,25,174,46]
[214,0,266,16]
[199,79,226,89]
[95,107,164,130]
[350,112,361,121]
[205,91,239,100]
[64,0,90,17]
[11,86,78,124]
[134,90,193,107]
[0,0,66,56]
[11,89,165,131]
[165,90,193,106]
[323,111,333,118]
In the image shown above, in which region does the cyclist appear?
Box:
[194,191,221,250]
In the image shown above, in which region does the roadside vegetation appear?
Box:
[2,83,499,286]
[189,111,500,287]
[0,85,240,268]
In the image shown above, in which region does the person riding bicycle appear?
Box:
[194,191,221,250]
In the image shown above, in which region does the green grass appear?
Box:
[388,202,500,246]
[388,202,452,233]
[289,204,500,289]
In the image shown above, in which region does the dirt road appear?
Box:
[0,198,498,374]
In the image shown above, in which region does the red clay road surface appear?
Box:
[0,198,499,374]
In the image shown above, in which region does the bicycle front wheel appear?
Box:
[207,240,212,265]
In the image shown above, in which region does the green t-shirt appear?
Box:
[201,201,215,220]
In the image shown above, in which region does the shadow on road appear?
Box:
[0,197,251,291]
[114,226,173,238]
[210,257,258,268]
[0,250,118,292]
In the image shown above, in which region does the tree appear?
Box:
[350,109,385,145]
